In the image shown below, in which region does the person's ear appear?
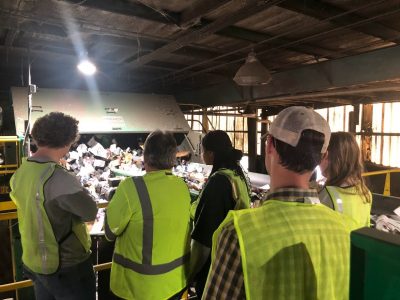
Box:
[266,136,275,155]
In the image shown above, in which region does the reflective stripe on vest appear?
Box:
[113,176,189,275]
[133,176,154,265]
[328,187,344,213]
[215,169,250,209]
[10,160,61,274]
[113,253,190,276]
[35,165,56,273]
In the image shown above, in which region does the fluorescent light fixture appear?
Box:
[77,60,97,76]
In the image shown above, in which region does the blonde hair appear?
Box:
[325,132,371,203]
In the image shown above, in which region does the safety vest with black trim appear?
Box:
[190,168,251,219]
[106,171,191,299]
[325,185,372,228]
[10,159,91,274]
[212,200,357,300]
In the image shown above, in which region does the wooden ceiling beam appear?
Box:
[126,0,283,68]
[0,13,238,65]
[150,6,400,88]
[48,1,343,63]
[217,25,342,59]
[59,0,180,25]
[4,29,19,47]
[179,0,232,28]
[278,0,400,43]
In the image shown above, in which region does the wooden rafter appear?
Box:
[279,0,400,43]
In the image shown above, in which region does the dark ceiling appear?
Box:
[1,0,400,110]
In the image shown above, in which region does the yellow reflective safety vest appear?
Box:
[190,168,250,219]
[10,159,91,274]
[212,200,357,300]
[106,170,191,300]
[325,185,372,228]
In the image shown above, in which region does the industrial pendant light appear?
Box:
[233,51,272,86]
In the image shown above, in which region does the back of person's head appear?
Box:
[31,112,79,148]
[269,106,331,174]
[325,132,371,202]
[202,130,244,175]
[144,130,177,170]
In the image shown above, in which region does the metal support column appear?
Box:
[361,104,373,162]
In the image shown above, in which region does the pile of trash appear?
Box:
[63,136,210,201]
[372,209,400,234]
[63,136,144,201]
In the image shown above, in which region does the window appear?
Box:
[370,102,400,167]
[184,106,249,154]
[185,103,400,168]
[315,105,355,132]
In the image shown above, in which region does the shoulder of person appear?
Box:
[52,165,79,181]
[208,172,232,187]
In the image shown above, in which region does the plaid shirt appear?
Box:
[202,188,320,299]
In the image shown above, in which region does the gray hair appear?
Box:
[144,130,177,170]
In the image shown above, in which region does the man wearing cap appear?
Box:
[203,106,357,300]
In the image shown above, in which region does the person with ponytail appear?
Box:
[189,130,251,297]
[319,132,372,228]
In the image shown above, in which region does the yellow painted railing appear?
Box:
[0,262,112,293]
[0,201,108,221]
[0,200,113,294]
[0,201,18,221]
[362,169,400,196]
[0,201,16,211]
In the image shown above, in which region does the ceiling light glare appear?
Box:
[77,60,97,76]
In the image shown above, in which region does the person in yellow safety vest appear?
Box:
[203,106,358,300]
[10,112,98,300]
[105,130,191,300]
[319,132,372,228]
[189,130,250,298]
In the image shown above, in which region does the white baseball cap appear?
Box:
[269,106,331,153]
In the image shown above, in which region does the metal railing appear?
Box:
[362,169,400,196]
[0,201,112,293]
[0,201,108,221]
[0,262,112,293]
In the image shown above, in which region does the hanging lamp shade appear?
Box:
[233,51,272,86]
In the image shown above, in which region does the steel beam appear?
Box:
[127,0,283,68]
[279,0,400,43]
[59,0,180,25]
[252,45,400,99]
[217,25,342,59]
[50,1,342,62]
[0,13,234,61]
[176,45,400,106]
[180,0,232,28]
[4,29,18,47]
